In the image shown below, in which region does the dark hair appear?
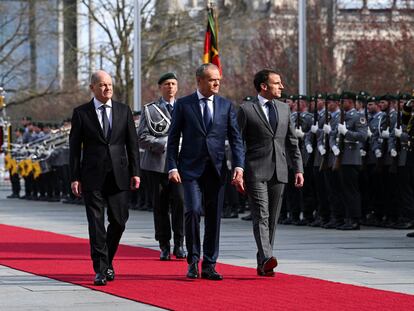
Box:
[253,69,279,93]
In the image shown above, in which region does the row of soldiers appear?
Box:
[274,91,413,231]
[6,91,414,235]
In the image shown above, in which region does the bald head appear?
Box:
[90,70,113,103]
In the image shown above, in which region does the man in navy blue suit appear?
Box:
[167,63,245,280]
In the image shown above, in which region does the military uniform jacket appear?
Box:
[389,111,409,167]
[366,112,382,165]
[137,98,172,174]
[331,108,367,166]
[373,110,397,165]
[306,109,325,167]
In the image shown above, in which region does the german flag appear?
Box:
[203,5,222,74]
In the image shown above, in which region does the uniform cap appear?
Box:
[158,72,178,85]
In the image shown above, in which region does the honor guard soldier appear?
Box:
[331,92,368,230]
[391,94,414,230]
[305,93,330,227]
[401,95,414,237]
[363,96,385,226]
[320,94,346,229]
[138,72,186,260]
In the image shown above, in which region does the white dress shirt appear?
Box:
[93,98,113,129]
[257,94,272,122]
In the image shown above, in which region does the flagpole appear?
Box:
[298,0,307,95]
[134,0,141,112]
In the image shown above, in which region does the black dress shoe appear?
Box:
[160,248,170,261]
[407,232,414,238]
[262,256,278,273]
[241,213,252,221]
[7,194,20,199]
[94,273,107,286]
[336,221,360,230]
[105,268,115,281]
[201,266,223,281]
[323,219,344,229]
[257,266,275,277]
[186,262,199,279]
[393,222,414,229]
[173,246,186,259]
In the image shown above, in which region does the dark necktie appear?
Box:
[166,103,173,115]
[266,101,277,132]
[201,98,212,131]
[99,105,111,139]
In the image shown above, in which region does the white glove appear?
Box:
[318,145,326,155]
[323,124,331,134]
[381,127,390,139]
[295,126,305,138]
[338,123,348,135]
[407,99,413,108]
[332,145,340,156]
[360,149,367,157]
[375,149,382,158]
[306,144,313,154]
[311,124,318,134]
[394,127,402,138]
[367,127,372,138]
[390,149,397,157]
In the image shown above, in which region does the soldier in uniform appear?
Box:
[391,94,414,230]
[137,72,186,260]
[374,94,398,227]
[362,96,385,226]
[401,97,414,237]
[320,94,346,229]
[332,92,368,230]
[305,93,330,227]
[286,95,314,225]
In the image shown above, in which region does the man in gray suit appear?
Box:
[237,69,304,277]
[137,72,185,260]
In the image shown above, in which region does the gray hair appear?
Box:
[90,70,111,84]
[196,63,219,78]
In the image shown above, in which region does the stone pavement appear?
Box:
[0,189,413,310]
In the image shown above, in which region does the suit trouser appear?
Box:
[324,169,345,221]
[182,163,224,266]
[147,171,184,248]
[313,167,330,221]
[83,171,129,274]
[398,166,414,220]
[10,172,21,195]
[339,165,361,220]
[286,168,302,219]
[246,174,285,265]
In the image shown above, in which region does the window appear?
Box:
[395,0,414,9]
[366,0,393,9]
[337,0,364,9]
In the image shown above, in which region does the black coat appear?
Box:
[69,99,140,191]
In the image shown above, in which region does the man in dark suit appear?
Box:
[69,70,140,286]
[237,69,304,277]
[167,63,245,280]
[138,72,186,261]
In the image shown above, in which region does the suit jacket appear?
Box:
[137,99,171,173]
[167,92,244,180]
[237,97,303,183]
[69,99,140,191]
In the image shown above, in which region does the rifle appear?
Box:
[308,96,318,167]
[377,103,390,171]
[390,96,402,172]
[319,99,330,171]
[362,96,369,169]
[296,99,303,147]
[333,98,345,171]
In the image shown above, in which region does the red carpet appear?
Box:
[0,224,413,311]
